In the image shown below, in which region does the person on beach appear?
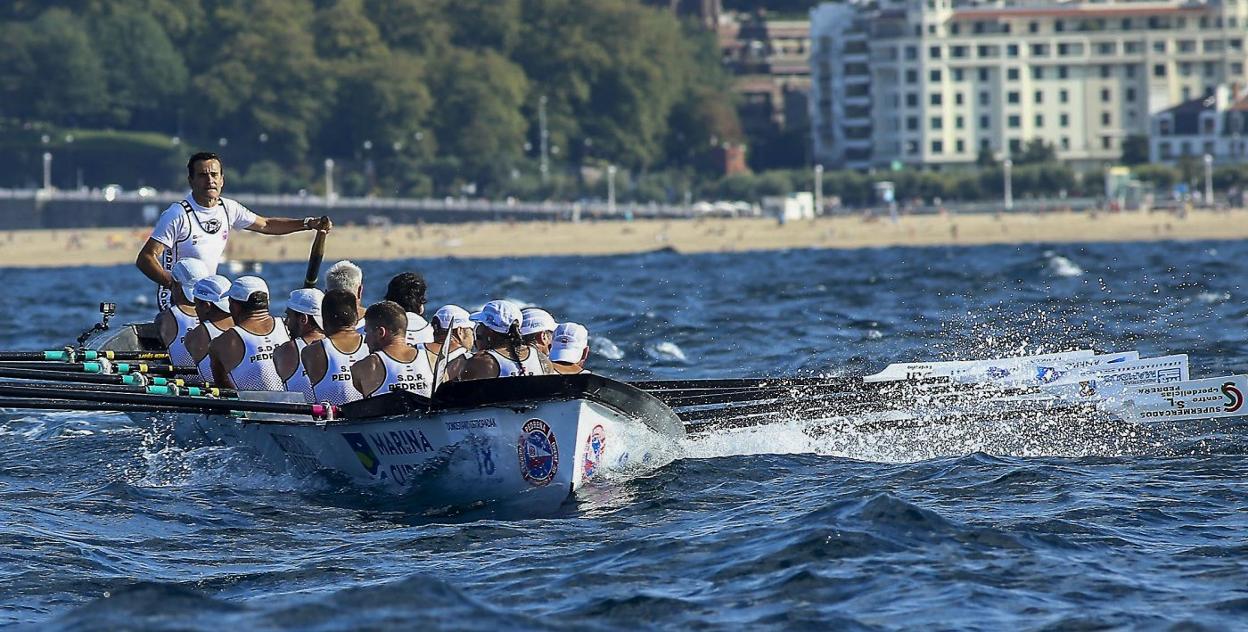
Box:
[520,307,558,356]
[301,289,369,405]
[549,322,591,375]
[274,288,326,402]
[156,257,211,368]
[326,260,367,327]
[186,275,235,382]
[383,272,434,345]
[136,151,331,311]
[208,276,291,390]
[451,300,552,381]
[352,301,436,399]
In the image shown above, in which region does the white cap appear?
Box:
[192,275,231,312]
[520,308,557,336]
[171,258,211,303]
[470,300,523,334]
[550,322,589,363]
[227,275,269,302]
[287,288,324,329]
[433,304,472,329]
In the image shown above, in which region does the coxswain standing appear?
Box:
[301,289,369,405]
[353,301,436,398]
[549,322,591,375]
[453,300,553,381]
[135,151,331,311]
[185,275,234,382]
[326,261,367,328]
[383,272,434,345]
[520,307,558,356]
[208,276,290,390]
[274,288,326,402]
[156,258,212,368]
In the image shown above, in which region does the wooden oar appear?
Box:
[0,397,190,414]
[303,218,330,289]
[0,361,197,376]
[0,378,221,397]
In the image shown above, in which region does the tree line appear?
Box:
[0,0,743,197]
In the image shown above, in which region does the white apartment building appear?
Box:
[811,0,1248,171]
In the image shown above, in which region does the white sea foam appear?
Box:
[591,336,624,360]
[646,341,688,363]
[1046,254,1084,277]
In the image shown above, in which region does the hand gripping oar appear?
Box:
[0,383,335,419]
[303,217,330,289]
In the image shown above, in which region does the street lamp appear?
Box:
[42,152,52,191]
[539,94,549,184]
[324,158,335,204]
[1003,158,1014,211]
[1203,153,1214,207]
[814,163,824,216]
[218,137,228,147]
[607,164,617,216]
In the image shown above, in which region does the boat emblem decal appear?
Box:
[518,418,559,487]
[583,425,606,480]
[1222,382,1243,413]
[342,432,380,476]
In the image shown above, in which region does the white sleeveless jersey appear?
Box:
[486,346,547,377]
[166,306,200,368]
[227,320,291,391]
[369,348,435,398]
[284,337,315,403]
[150,196,256,310]
[310,337,369,405]
[195,321,227,382]
[405,313,434,346]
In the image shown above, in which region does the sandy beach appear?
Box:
[0,208,1240,268]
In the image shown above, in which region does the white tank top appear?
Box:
[195,321,227,382]
[166,306,200,368]
[157,199,237,310]
[405,312,435,346]
[369,348,434,398]
[284,337,315,403]
[310,337,369,405]
[486,346,547,377]
[228,319,291,391]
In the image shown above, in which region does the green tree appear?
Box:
[88,7,189,127]
[1015,139,1057,165]
[21,10,110,123]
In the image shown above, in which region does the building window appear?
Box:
[1055,20,1065,32]
[1124,41,1141,53]
[953,68,964,81]
[1234,62,1245,75]
[1060,113,1069,127]
[1203,116,1215,134]
[1126,88,1136,102]
[930,45,942,59]
[1036,114,1044,127]
[979,67,990,81]
[932,140,943,154]
[907,69,919,83]
[955,92,965,105]
[931,93,943,105]
[979,91,990,106]
[952,45,967,58]
[1008,114,1021,128]
[1101,88,1111,102]
[907,116,918,130]
[906,46,918,60]
[1032,44,1049,57]
[1029,21,1039,33]
[906,140,919,154]
[1159,119,1172,136]
[1205,61,1217,77]
[931,116,943,129]
[907,93,919,106]
[1097,42,1115,55]
[1100,65,1111,78]
[1008,67,1019,80]
[1035,90,1043,104]
[956,139,965,153]
[980,138,991,150]
[1033,67,1044,80]
[1154,64,1166,77]
[1125,64,1136,78]
[956,115,965,129]
[1153,41,1166,53]
[1160,141,1172,158]
[1121,18,1132,30]
[951,23,960,35]
[1102,112,1111,125]
[1008,91,1020,104]
[1181,62,1192,77]
[980,114,991,129]
[1058,43,1070,56]
[1009,138,1022,152]
[931,69,942,81]
[1061,137,1070,150]
[1007,44,1019,57]
[1178,40,1196,53]
[1058,65,1069,79]
[1059,89,1069,103]
[1102,136,1113,149]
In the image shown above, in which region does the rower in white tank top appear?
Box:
[166,306,201,368]
[366,347,435,398]
[485,346,548,377]
[194,321,227,381]
[283,337,316,402]
[309,337,369,405]
[228,320,291,391]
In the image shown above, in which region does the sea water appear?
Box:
[1,240,1247,629]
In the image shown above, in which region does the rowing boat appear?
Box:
[83,322,685,512]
